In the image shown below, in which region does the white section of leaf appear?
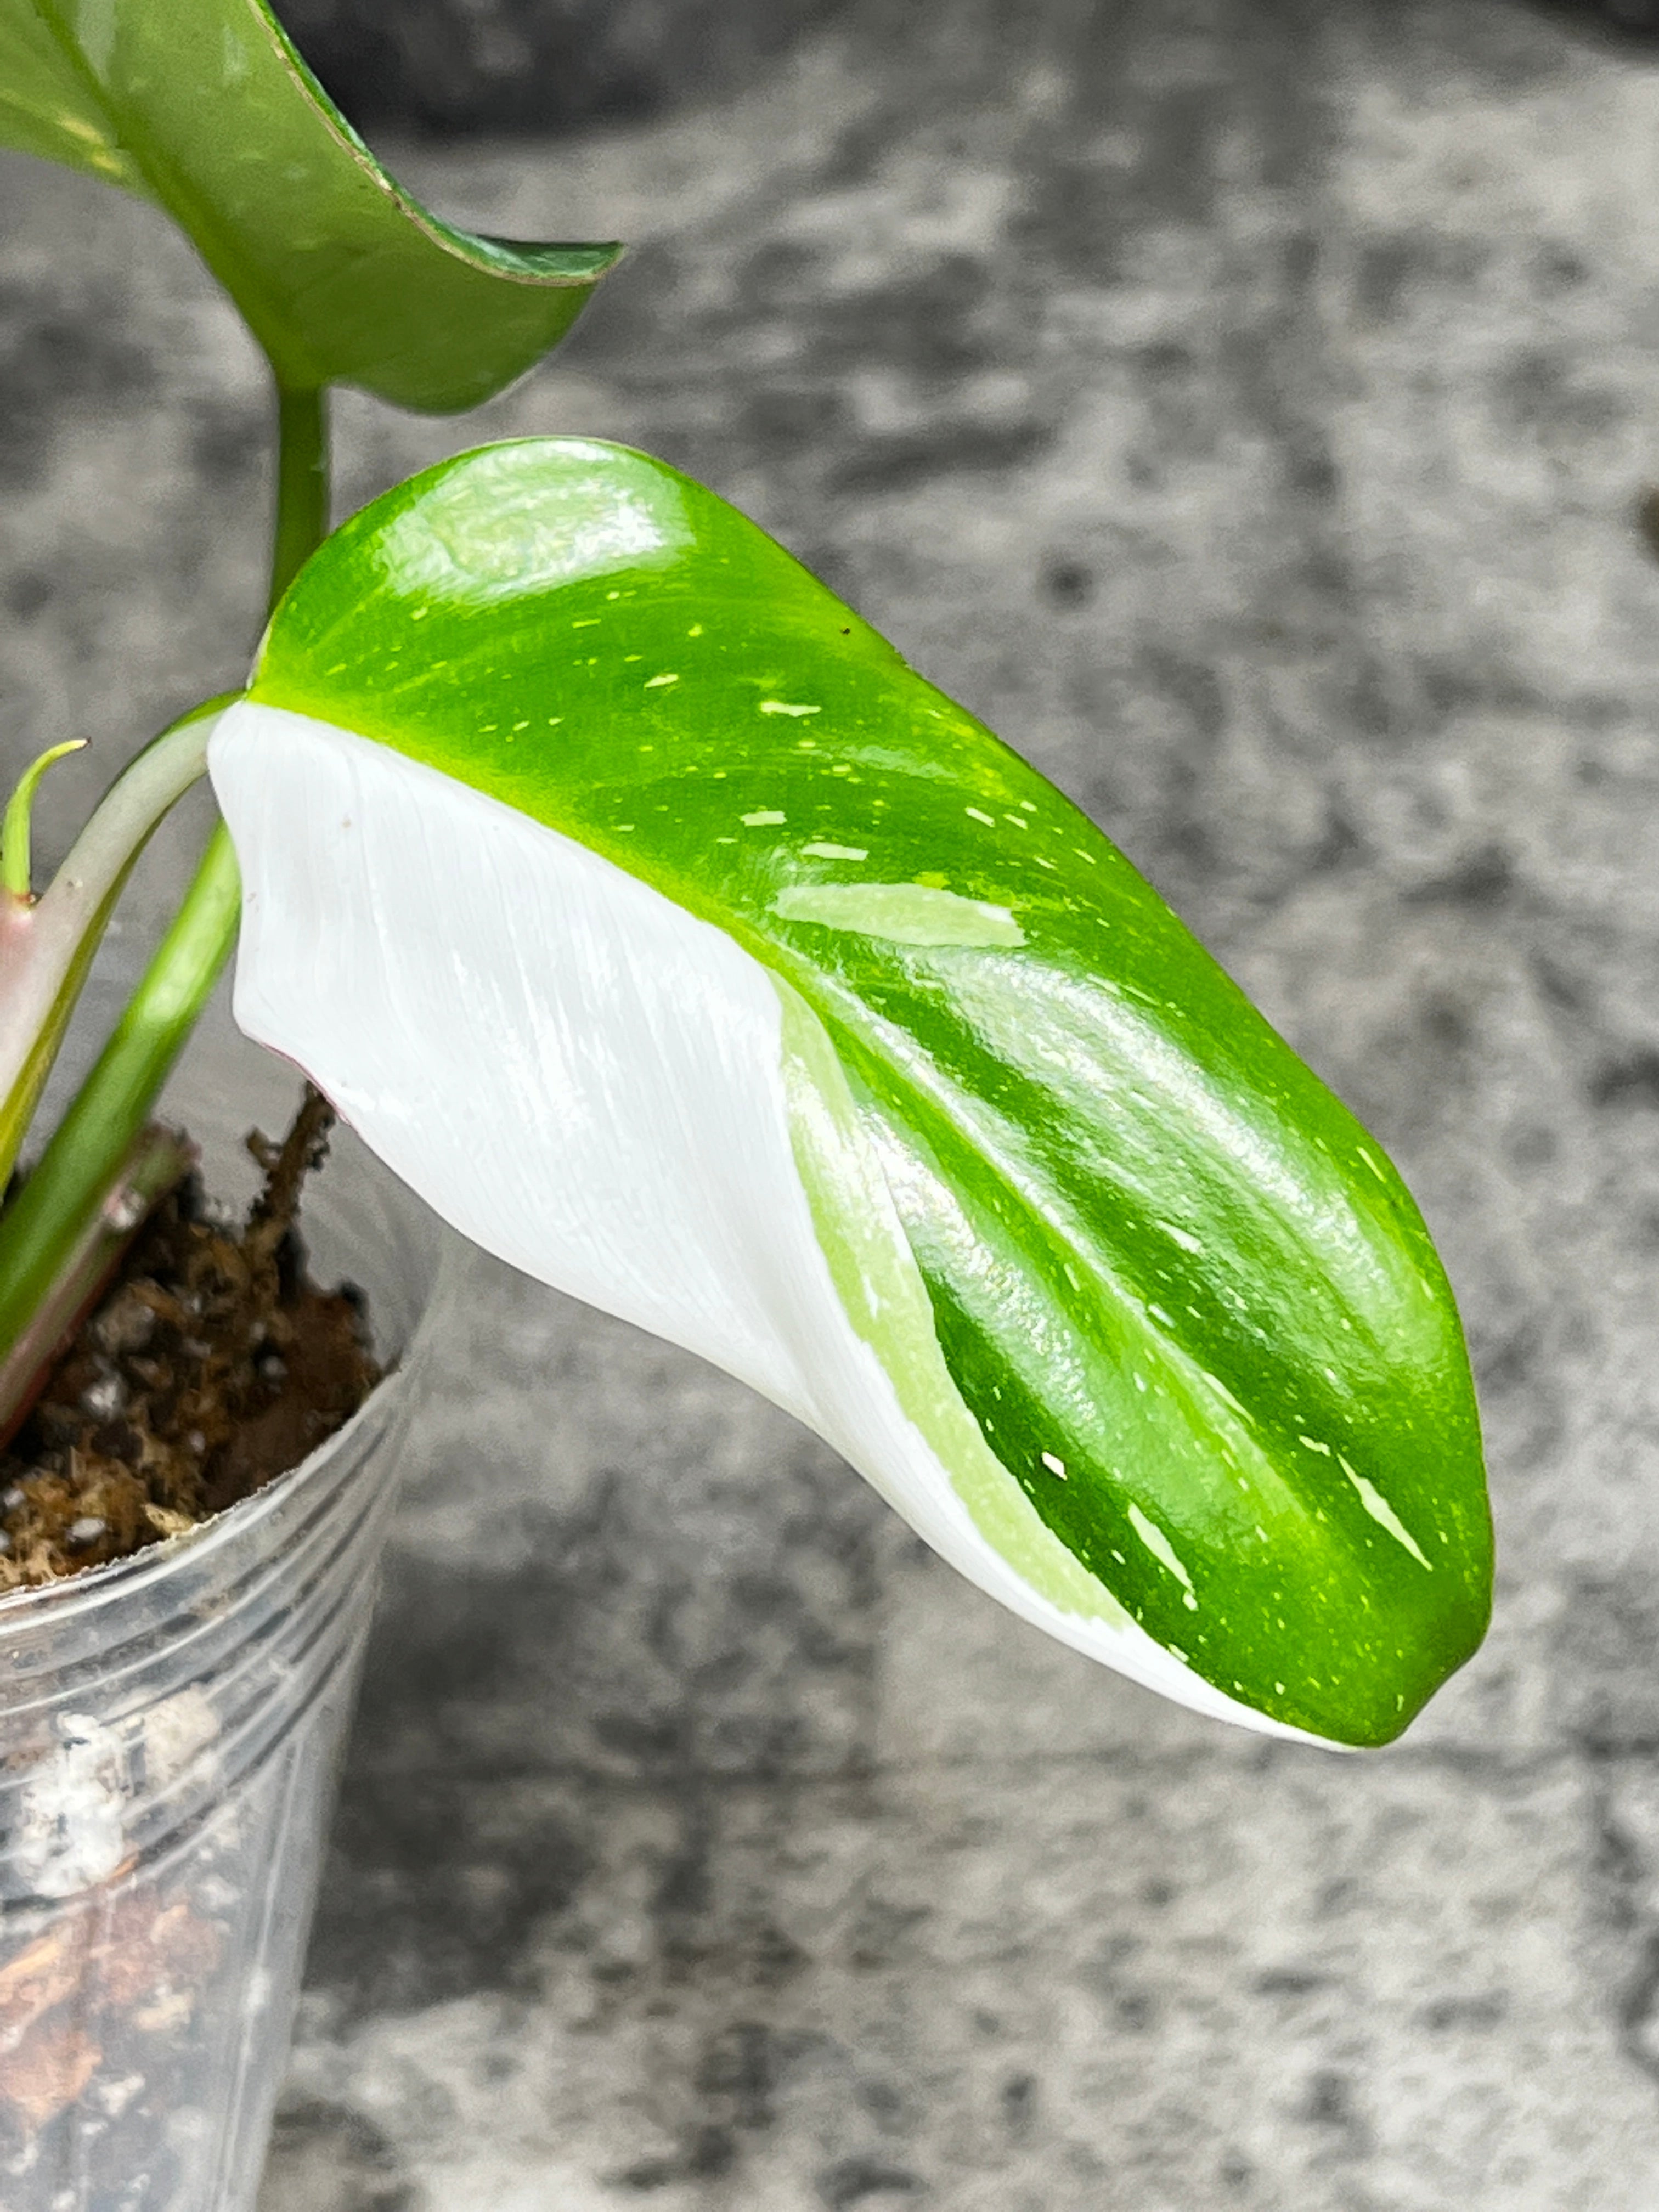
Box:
[1340,1455,1432,1570]
[210,704,1330,1745]
[213,707,822,1413]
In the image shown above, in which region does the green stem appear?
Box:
[0,1125,194,1449]
[0,374,330,1361]
[270,385,329,610]
[0,835,239,1356]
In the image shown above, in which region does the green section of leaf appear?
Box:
[1,0,619,409]
[0,3,142,185]
[249,437,1493,1745]
[775,975,1132,1628]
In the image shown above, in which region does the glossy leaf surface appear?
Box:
[0,0,618,408]
[210,439,1492,1747]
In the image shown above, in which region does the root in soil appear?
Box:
[0,1090,380,1590]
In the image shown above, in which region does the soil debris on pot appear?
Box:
[0,1088,380,1589]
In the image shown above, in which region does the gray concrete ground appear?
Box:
[4,0,1659,2203]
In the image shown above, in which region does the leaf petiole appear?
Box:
[0,827,240,1364]
[270,385,328,610]
[0,1122,194,1448]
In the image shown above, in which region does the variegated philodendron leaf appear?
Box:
[207,438,1492,1748]
[0,0,618,409]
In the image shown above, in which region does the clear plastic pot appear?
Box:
[0,1041,444,2211]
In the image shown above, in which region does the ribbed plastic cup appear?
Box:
[0,1056,444,2211]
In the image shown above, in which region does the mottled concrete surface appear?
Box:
[6,1,1659,2204]
[272,0,850,133]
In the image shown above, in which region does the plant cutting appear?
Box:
[0,2,1494,2205]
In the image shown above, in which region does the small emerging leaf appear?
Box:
[0,701,225,1191]
[208,440,1493,1748]
[1,0,619,409]
[2,740,86,901]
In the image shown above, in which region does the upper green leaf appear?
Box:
[218,438,1493,1748]
[0,3,143,187]
[0,0,620,408]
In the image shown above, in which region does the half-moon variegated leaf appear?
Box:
[207,438,1493,1748]
[0,0,618,409]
